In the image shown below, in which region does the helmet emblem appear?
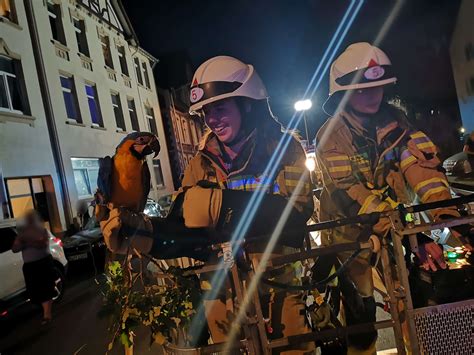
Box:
[364,65,385,80]
[190,87,204,103]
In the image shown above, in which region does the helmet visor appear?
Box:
[190,81,243,107]
[335,65,395,87]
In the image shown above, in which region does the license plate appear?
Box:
[69,253,88,261]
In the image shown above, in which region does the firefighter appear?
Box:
[183,55,314,353]
[315,42,468,354]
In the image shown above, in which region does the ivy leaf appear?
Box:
[120,332,132,348]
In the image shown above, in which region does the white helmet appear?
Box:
[189,56,268,115]
[323,42,397,114]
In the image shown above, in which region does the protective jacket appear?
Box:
[316,104,459,243]
[182,129,313,221]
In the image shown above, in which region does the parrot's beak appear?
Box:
[149,137,160,158]
[133,136,160,159]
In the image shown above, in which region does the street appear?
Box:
[0,268,163,355]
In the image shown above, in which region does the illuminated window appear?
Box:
[0,0,17,23]
[71,158,99,198]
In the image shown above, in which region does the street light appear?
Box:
[305,155,316,172]
[294,99,312,112]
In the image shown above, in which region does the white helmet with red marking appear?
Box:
[189,56,268,115]
[323,42,397,114]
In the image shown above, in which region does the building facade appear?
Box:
[450,0,474,134]
[158,84,204,189]
[0,0,174,232]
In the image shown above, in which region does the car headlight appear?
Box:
[462,160,472,174]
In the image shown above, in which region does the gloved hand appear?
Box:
[439,214,473,252]
[416,241,446,271]
[100,207,153,255]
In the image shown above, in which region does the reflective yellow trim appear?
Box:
[375,201,389,212]
[416,141,435,150]
[413,177,448,194]
[328,166,351,173]
[285,179,300,187]
[326,155,349,161]
[359,195,377,214]
[410,132,426,139]
[421,186,449,201]
[400,155,417,170]
[284,166,305,173]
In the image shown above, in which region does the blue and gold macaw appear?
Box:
[96,132,160,215]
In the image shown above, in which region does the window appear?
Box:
[111,93,125,131]
[142,61,150,88]
[73,17,89,56]
[47,1,66,45]
[0,0,17,23]
[0,56,27,114]
[4,178,46,219]
[71,158,99,199]
[189,120,198,146]
[85,83,102,126]
[117,45,129,76]
[60,75,80,122]
[127,98,139,131]
[181,118,191,144]
[134,57,143,85]
[100,35,113,69]
[153,159,164,187]
[145,106,157,135]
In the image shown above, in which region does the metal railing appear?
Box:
[160,195,474,354]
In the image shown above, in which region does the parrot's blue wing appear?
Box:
[139,161,151,212]
[97,156,113,202]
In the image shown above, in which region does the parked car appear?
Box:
[0,219,68,319]
[62,216,105,273]
[443,152,472,177]
[157,194,173,216]
[144,198,166,217]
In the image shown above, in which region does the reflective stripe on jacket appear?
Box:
[316,105,458,240]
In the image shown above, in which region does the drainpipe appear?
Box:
[23,0,73,227]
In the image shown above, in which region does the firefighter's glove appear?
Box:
[439,214,473,251]
[100,207,153,255]
[182,186,222,228]
[416,241,446,272]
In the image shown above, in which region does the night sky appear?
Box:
[121,0,461,135]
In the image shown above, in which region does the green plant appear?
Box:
[100,254,202,353]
